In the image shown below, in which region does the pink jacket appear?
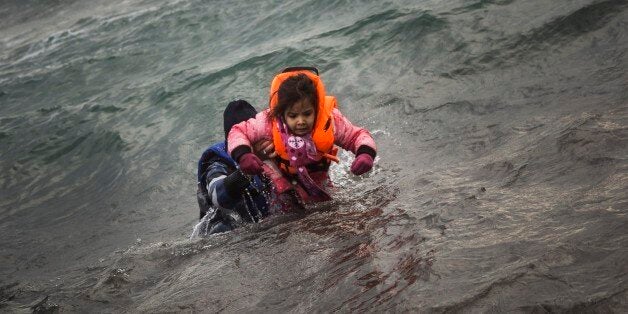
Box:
[228,108,376,160]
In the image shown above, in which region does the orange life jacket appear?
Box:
[269,67,339,174]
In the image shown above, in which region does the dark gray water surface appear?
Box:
[1,0,627,312]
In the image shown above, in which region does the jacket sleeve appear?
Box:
[205,160,248,210]
[332,108,377,156]
[227,110,273,159]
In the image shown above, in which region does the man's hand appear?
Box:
[253,139,277,160]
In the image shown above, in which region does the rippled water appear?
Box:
[1,0,627,312]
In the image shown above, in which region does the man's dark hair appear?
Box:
[223,99,257,140]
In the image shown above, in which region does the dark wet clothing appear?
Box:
[196,142,269,235]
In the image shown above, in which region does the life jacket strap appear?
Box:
[274,157,331,175]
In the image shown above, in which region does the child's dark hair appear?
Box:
[271,73,319,118]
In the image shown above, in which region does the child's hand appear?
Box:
[350,154,374,175]
[238,153,264,175]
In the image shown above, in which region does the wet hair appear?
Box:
[270,73,319,118]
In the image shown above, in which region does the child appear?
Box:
[228,67,376,204]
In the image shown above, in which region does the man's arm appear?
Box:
[204,159,251,210]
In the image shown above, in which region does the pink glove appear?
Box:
[350,154,374,175]
[238,153,264,175]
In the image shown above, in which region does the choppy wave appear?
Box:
[1,0,627,312]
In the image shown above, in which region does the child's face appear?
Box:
[283,98,316,136]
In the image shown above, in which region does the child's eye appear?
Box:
[287,113,297,118]
[303,110,313,116]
